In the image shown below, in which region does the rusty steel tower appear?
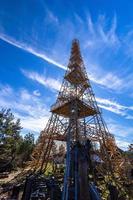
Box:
[30,39,126,199]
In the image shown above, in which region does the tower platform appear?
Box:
[51,98,97,118]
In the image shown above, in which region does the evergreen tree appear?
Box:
[16,133,35,167]
[0,108,22,171]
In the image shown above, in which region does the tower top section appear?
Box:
[51,39,97,118]
[68,39,83,69]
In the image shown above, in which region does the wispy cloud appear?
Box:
[33,90,41,97]
[46,8,59,24]
[123,30,133,59]
[0,84,132,149]
[106,118,132,150]
[21,69,61,91]
[16,113,49,133]
[21,67,133,119]
[0,14,129,93]
[88,69,124,91]
[97,97,133,118]
[0,84,50,132]
[107,119,133,139]
[0,29,123,91]
[86,14,120,50]
[0,32,66,70]
[21,67,133,121]
[0,84,13,96]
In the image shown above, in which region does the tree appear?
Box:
[16,133,35,167]
[0,108,22,172]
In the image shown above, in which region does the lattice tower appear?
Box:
[31,39,126,190]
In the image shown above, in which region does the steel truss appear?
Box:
[30,39,127,199]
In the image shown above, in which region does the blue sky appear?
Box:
[0,0,133,150]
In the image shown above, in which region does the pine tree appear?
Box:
[16,133,35,167]
[0,108,22,172]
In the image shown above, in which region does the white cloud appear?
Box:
[0,85,50,132]
[33,90,41,97]
[16,113,49,132]
[0,84,13,96]
[107,119,133,138]
[116,139,130,150]
[97,97,123,109]
[21,69,61,91]
[89,70,123,91]
[86,14,120,49]
[20,89,31,100]
[0,85,132,149]
[96,97,126,115]
[0,32,66,70]
[21,67,133,118]
[96,97,133,118]
[1,12,133,95]
[0,15,128,93]
[106,120,132,149]
[98,104,125,116]
[0,10,132,151]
